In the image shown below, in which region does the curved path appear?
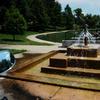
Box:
[0,31,68,58]
[0,44,65,54]
[27,30,68,45]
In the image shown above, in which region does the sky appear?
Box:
[56,0,100,15]
[0,51,10,61]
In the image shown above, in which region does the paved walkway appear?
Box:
[0,44,65,54]
[27,30,67,45]
[0,31,66,57]
[0,31,68,57]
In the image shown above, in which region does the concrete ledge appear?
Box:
[50,58,67,68]
[67,47,98,57]
[41,67,100,79]
[49,53,67,68]
[68,57,100,69]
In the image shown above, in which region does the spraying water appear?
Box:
[75,25,96,47]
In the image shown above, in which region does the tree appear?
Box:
[43,0,62,29]
[43,0,55,26]
[92,15,100,28]
[16,0,31,22]
[85,14,93,28]
[95,16,100,28]
[4,6,27,40]
[65,4,74,29]
[74,8,85,28]
[0,0,16,31]
[29,0,49,31]
[53,1,62,27]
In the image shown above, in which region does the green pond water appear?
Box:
[37,30,99,43]
[37,31,77,43]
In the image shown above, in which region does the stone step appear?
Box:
[68,56,100,69]
[41,66,100,79]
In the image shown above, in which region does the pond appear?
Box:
[37,31,77,43]
[36,30,100,43]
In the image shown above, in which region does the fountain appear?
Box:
[41,24,100,79]
[67,24,99,57]
[6,23,100,90]
[75,24,96,46]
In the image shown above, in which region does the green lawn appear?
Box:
[0,31,50,45]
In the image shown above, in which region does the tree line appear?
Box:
[0,0,100,35]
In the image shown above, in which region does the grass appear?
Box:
[0,49,26,54]
[0,31,50,45]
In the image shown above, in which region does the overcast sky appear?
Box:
[56,0,100,15]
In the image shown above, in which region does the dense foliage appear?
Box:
[4,6,27,40]
[0,0,100,34]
